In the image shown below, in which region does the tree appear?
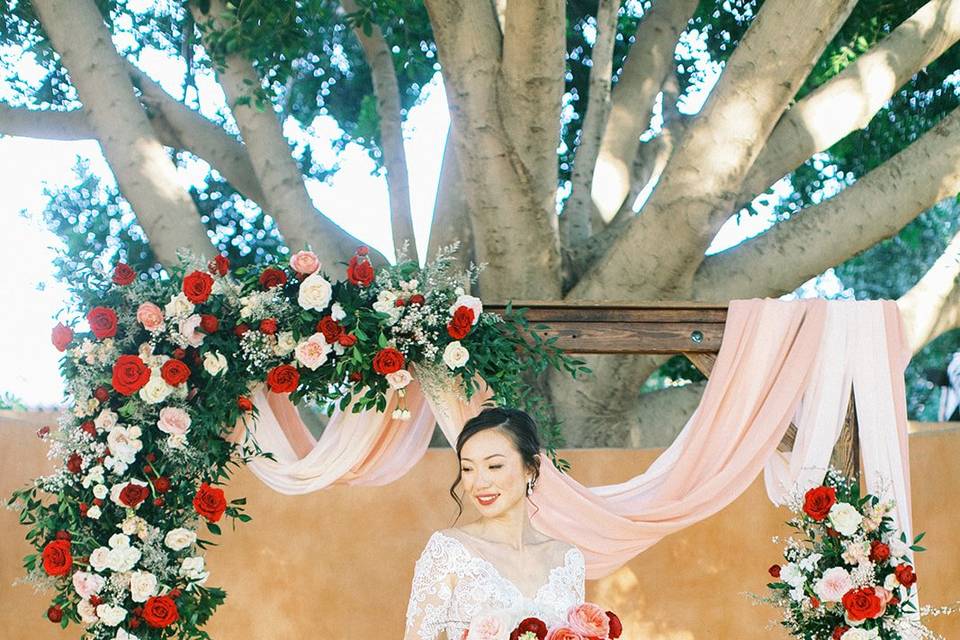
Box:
[3,0,960,445]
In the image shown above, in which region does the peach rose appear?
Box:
[157,407,191,436]
[566,603,609,638]
[136,302,165,332]
[289,250,320,275]
[545,627,584,640]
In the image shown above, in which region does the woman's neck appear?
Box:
[471,499,538,551]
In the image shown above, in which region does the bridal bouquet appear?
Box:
[465,603,622,640]
[762,470,941,640]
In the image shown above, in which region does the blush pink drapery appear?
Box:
[238,299,913,579]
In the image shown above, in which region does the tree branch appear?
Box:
[124,62,268,207]
[591,0,698,223]
[561,0,621,247]
[192,0,376,267]
[32,0,216,266]
[693,106,960,301]
[573,0,859,301]
[738,0,960,206]
[342,0,417,259]
[898,224,960,352]
[0,104,94,139]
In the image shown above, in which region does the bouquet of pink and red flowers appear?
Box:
[466,603,622,640]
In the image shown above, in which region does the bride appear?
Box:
[404,407,585,639]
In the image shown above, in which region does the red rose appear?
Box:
[142,595,179,628]
[870,540,891,563]
[338,333,357,347]
[112,355,151,396]
[146,453,156,463]
[55,530,71,541]
[447,306,475,340]
[510,617,548,640]
[89,594,103,607]
[347,255,375,287]
[895,563,917,587]
[143,464,154,475]
[409,294,425,305]
[154,476,171,493]
[200,314,219,334]
[259,267,288,289]
[37,425,51,439]
[87,306,118,339]
[237,396,254,412]
[119,483,150,508]
[51,323,73,352]
[803,486,836,521]
[372,348,405,375]
[606,612,622,639]
[172,348,187,360]
[267,364,300,393]
[160,359,191,386]
[193,482,227,522]
[234,324,249,337]
[349,371,362,382]
[94,386,110,402]
[66,453,82,474]
[129,617,141,629]
[112,262,136,285]
[317,316,342,343]
[832,626,849,640]
[41,540,72,576]
[842,586,884,621]
[182,270,214,304]
[259,318,278,335]
[153,497,164,507]
[768,564,781,578]
[80,421,97,437]
[169,588,182,599]
[79,503,88,515]
[208,254,230,276]
[356,246,369,256]
[47,605,63,623]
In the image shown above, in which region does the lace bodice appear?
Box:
[404,531,585,640]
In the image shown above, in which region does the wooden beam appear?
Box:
[831,390,861,486]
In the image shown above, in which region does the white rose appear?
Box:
[164,292,195,319]
[157,406,191,436]
[443,341,470,369]
[86,505,102,520]
[107,425,142,463]
[116,629,139,640]
[274,332,297,356]
[829,502,863,536]
[107,545,141,572]
[884,573,899,591]
[799,552,822,572]
[178,314,205,348]
[372,290,403,324]
[386,369,412,390]
[103,456,129,475]
[96,603,127,627]
[109,533,130,549]
[889,534,911,560]
[203,351,228,376]
[779,563,804,588]
[841,629,880,640]
[77,599,99,623]
[82,465,104,489]
[449,294,483,324]
[121,516,146,536]
[72,570,106,600]
[297,272,333,311]
[179,556,209,585]
[295,333,332,370]
[93,484,108,500]
[164,528,197,551]
[94,408,118,431]
[330,302,346,321]
[89,547,111,572]
[139,374,174,405]
[129,570,158,603]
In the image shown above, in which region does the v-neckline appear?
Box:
[437,531,574,602]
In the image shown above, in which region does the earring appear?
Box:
[526,477,535,496]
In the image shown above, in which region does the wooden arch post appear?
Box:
[488,302,860,484]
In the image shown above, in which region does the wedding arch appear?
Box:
[9,249,915,639]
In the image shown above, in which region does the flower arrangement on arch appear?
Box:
[760,470,948,640]
[10,245,587,639]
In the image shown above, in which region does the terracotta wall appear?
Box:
[2,414,958,639]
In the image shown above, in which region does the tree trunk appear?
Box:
[898,223,960,351]
[426,125,475,270]
[32,0,216,267]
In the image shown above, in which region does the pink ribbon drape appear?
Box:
[239,299,913,580]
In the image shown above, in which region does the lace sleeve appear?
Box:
[569,547,586,603]
[404,532,455,640]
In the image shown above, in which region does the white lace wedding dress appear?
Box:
[405,530,586,640]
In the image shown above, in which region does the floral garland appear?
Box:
[760,471,951,640]
[9,246,586,639]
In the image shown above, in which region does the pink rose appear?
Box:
[136,302,165,332]
[178,314,205,347]
[157,407,191,436]
[545,627,584,640]
[566,603,610,638]
[289,250,320,275]
[466,612,512,640]
[72,570,105,600]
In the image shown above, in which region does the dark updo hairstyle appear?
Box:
[449,407,541,521]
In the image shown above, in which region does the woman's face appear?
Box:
[459,428,529,518]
